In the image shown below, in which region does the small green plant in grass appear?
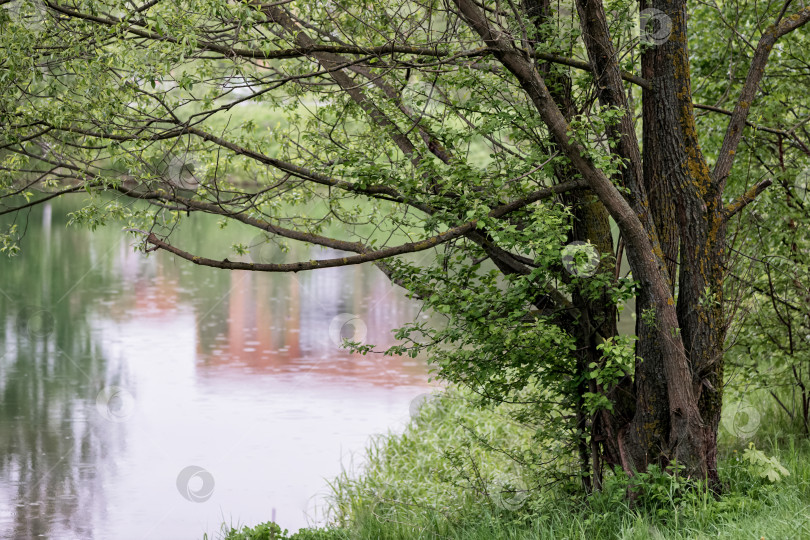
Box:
[222,521,287,540]
[742,443,790,483]
[222,521,348,540]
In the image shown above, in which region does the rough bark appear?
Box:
[644,0,724,483]
[621,0,679,477]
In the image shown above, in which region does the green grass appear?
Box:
[221,389,810,540]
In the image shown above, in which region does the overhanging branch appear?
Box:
[135,179,587,272]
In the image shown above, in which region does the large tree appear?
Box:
[2,0,809,488]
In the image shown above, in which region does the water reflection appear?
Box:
[0,198,433,539]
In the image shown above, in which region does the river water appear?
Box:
[0,198,434,539]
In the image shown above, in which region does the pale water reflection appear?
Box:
[0,199,435,539]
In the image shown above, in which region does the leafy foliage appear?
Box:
[2,0,810,497]
[741,443,790,483]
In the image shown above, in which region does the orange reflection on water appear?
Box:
[191,265,430,388]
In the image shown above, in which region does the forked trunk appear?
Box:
[611,0,727,483]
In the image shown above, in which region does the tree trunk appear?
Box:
[457,0,731,484]
[525,0,619,490]
[617,0,726,483]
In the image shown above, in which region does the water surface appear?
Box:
[0,199,434,539]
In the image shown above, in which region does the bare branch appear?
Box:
[723,178,773,220]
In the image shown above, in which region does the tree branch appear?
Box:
[0,186,85,217]
[137,179,585,271]
[723,178,773,220]
[714,7,810,187]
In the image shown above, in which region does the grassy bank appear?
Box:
[220,389,810,539]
